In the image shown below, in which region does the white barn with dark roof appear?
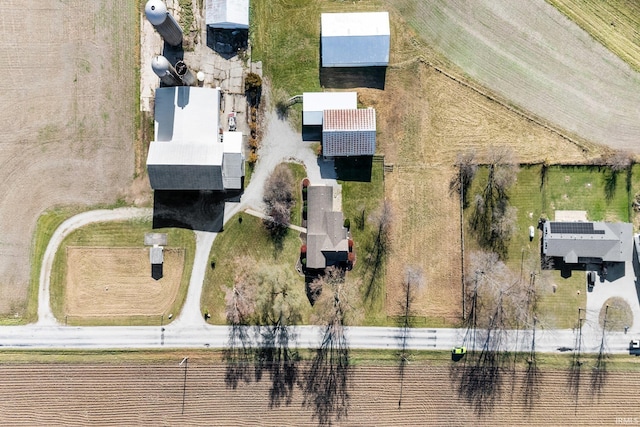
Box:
[322,108,376,157]
[146,86,244,191]
[321,12,390,67]
[206,0,249,29]
[302,92,357,126]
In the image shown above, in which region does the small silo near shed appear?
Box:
[145,0,183,46]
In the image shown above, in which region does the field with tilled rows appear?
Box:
[0,360,638,425]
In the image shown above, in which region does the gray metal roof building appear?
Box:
[322,108,376,157]
[205,0,249,29]
[321,12,390,67]
[146,87,244,191]
[542,221,633,264]
[306,185,349,269]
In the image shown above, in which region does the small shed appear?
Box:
[206,0,249,29]
[322,108,376,157]
[302,92,357,126]
[321,12,390,67]
[150,245,164,280]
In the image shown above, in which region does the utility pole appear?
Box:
[179,357,188,415]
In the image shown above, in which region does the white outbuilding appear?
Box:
[321,12,390,67]
[206,0,249,29]
[302,92,357,126]
[146,86,245,191]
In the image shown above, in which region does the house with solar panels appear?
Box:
[321,12,390,68]
[542,220,633,265]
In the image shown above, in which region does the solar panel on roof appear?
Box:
[549,222,605,234]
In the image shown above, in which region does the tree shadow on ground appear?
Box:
[255,324,300,408]
[223,324,255,389]
[451,350,507,415]
[603,169,617,201]
[302,324,351,426]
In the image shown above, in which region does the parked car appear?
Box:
[228,112,237,132]
[452,346,466,355]
[587,271,596,291]
[630,340,640,350]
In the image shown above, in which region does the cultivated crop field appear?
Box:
[66,247,184,318]
[0,358,638,425]
[0,0,139,318]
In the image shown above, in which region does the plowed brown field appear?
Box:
[0,0,138,316]
[0,361,638,425]
[66,247,184,317]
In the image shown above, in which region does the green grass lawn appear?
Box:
[336,158,386,325]
[202,163,309,324]
[465,164,634,328]
[50,220,195,326]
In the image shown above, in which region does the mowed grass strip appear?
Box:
[547,0,640,74]
[51,220,195,326]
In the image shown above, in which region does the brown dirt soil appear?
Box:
[0,0,138,315]
[388,0,640,152]
[0,361,638,425]
[66,247,184,317]
[357,15,597,321]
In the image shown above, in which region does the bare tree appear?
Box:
[303,267,362,425]
[601,149,633,172]
[253,266,303,408]
[223,257,257,388]
[263,164,295,237]
[363,200,393,305]
[450,150,478,208]
[397,266,424,408]
[469,147,519,259]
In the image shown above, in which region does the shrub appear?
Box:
[248,151,258,164]
[302,178,310,187]
[248,136,259,150]
[301,258,307,266]
[344,218,350,230]
[301,244,307,254]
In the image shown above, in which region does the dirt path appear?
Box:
[0,0,138,315]
[391,0,640,151]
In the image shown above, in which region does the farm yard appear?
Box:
[65,247,184,319]
[50,220,195,326]
[0,0,140,320]
[0,354,638,425]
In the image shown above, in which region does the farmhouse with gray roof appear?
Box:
[306,185,349,269]
[542,221,633,264]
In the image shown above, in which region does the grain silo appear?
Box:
[145,0,183,47]
[151,55,182,87]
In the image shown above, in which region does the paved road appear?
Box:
[0,322,637,354]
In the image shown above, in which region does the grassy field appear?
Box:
[50,220,195,326]
[547,0,640,74]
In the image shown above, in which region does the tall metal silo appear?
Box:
[152,55,182,87]
[145,0,183,47]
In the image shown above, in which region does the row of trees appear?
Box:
[224,263,360,424]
